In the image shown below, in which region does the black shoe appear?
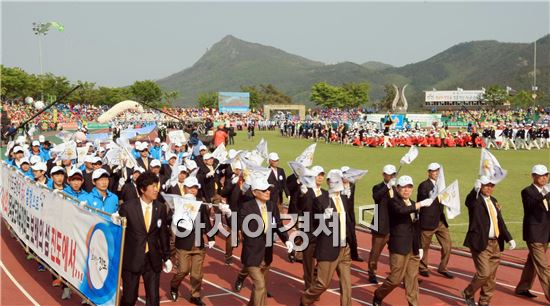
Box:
[224,257,233,265]
[516,290,537,298]
[169,289,178,302]
[351,256,364,262]
[234,277,244,292]
[478,304,489,306]
[267,291,273,298]
[189,297,205,306]
[437,270,454,279]
[288,251,296,263]
[419,270,429,277]
[368,274,378,284]
[461,290,476,306]
[372,295,382,306]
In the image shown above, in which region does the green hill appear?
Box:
[157,35,550,109]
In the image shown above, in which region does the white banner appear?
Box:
[0,162,123,306]
[425,90,484,102]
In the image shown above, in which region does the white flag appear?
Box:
[288,161,316,188]
[163,193,203,231]
[241,158,271,186]
[479,148,507,184]
[212,143,228,163]
[400,146,419,165]
[430,166,446,199]
[256,138,269,160]
[437,180,461,219]
[295,144,316,167]
[342,168,368,183]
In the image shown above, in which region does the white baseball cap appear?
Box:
[92,168,110,180]
[38,135,45,142]
[340,166,350,173]
[98,147,106,153]
[177,165,188,174]
[20,157,30,165]
[311,165,325,176]
[84,155,95,163]
[185,160,198,170]
[428,163,441,171]
[29,155,42,165]
[31,162,47,172]
[166,152,177,161]
[50,166,66,175]
[203,153,213,160]
[397,175,414,187]
[92,156,102,164]
[13,146,24,154]
[382,164,397,175]
[133,167,145,174]
[154,137,161,143]
[268,152,280,161]
[32,140,40,147]
[150,159,161,168]
[174,142,183,147]
[531,164,549,176]
[478,175,497,185]
[183,176,201,188]
[199,145,207,152]
[68,168,83,178]
[231,160,242,170]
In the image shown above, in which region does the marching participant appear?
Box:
[81,168,119,217]
[119,167,145,204]
[31,162,50,186]
[417,163,453,279]
[64,168,89,200]
[267,152,289,212]
[197,153,217,203]
[515,165,550,302]
[301,170,352,306]
[136,142,153,171]
[368,164,396,284]
[169,177,215,305]
[373,176,432,306]
[341,166,363,262]
[237,175,292,306]
[47,166,68,190]
[461,176,515,306]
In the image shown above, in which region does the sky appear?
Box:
[2,1,549,87]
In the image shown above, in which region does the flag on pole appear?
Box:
[212,143,228,163]
[288,161,316,188]
[479,148,507,184]
[163,194,203,231]
[342,168,368,183]
[400,145,419,165]
[430,166,446,199]
[255,138,269,160]
[437,180,461,219]
[295,143,316,167]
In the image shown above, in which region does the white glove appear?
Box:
[509,240,516,250]
[207,240,215,249]
[387,178,396,188]
[219,203,232,217]
[323,208,334,219]
[300,185,308,194]
[474,179,482,192]
[418,249,424,259]
[419,199,433,207]
[231,175,239,185]
[110,212,121,225]
[285,240,294,253]
[118,177,126,188]
[163,259,173,273]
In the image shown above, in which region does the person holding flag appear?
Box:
[515,165,550,302]
[417,163,453,279]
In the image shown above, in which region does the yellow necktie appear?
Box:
[143,158,148,170]
[315,188,321,197]
[485,198,500,238]
[388,188,394,198]
[333,196,346,240]
[542,194,548,211]
[179,183,185,195]
[261,204,268,233]
[144,205,151,252]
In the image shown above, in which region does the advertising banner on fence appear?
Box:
[405,114,442,127]
[218,92,250,113]
[0,163,123,306]
[366,114,406,130]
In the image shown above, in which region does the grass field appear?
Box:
[232,130,549,249]
[4,129,548,249]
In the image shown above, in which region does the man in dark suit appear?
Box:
[368,164,396,284]
[286,171,302,263]
[515,165,550,302]
[301,170,353,306]
[196,153,217,203]
[295,166,326,290]
[373,175,432,306]
[167,166,189,196]
[136,142,153,172]
[118,167,144,204]
[341,166,363,262]
[417,163,453,279]
[160,153,178,179]
[117,172,171,306]
[169,177,215,306]
[237,177,292,306]
[461,176,515,306]
[267,152,289,212]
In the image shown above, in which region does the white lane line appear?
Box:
[203,278,250,302]
[204,292,233,298]
[0,260,40,306]
[329,283,379,291]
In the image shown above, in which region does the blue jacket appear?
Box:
[132,149,141,159]
[81,187,119,217]
[22,169,34,179]
[29,149,50,162]
[150,146,162,160]
[63,186,89,201]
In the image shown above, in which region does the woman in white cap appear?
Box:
[31,162,50,186]
[373,175,432,306]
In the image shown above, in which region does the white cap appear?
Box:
[166,152,177,161]
[133,167,145,174]
[203,153,213,160]
[29,155,42,165]
[268,152,280,161]
[185,160,198,170]
[32,140,40,147]
[177,165,188,173]
[135,141,142,148]
[38,135,45,142]
[327,169,344,192]
[397,175,414,187]
[31,162,47,172]
[84,155,95,163]
[98,147,106,152]
[311,165,325,176]
[150,159,161,168]
[68,168,83,178]
[228,149,238,159]
[340,166,350,173]
[154,137,161,143]
[478,175,497,185]
[531,164,549,176]
[92,156,102,164]
[174,142,183,147]
[50,166,66,175]
[13,146,24,154]
[251,177,272,191]
[92,168,110,180]
[183,176,201,188]
[428,163,441,171]
[382,164,397,175]
[231,160,242,170]
[20,157,30,165]
[199,145,207,152]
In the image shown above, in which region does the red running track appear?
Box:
[1,220,548,306]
